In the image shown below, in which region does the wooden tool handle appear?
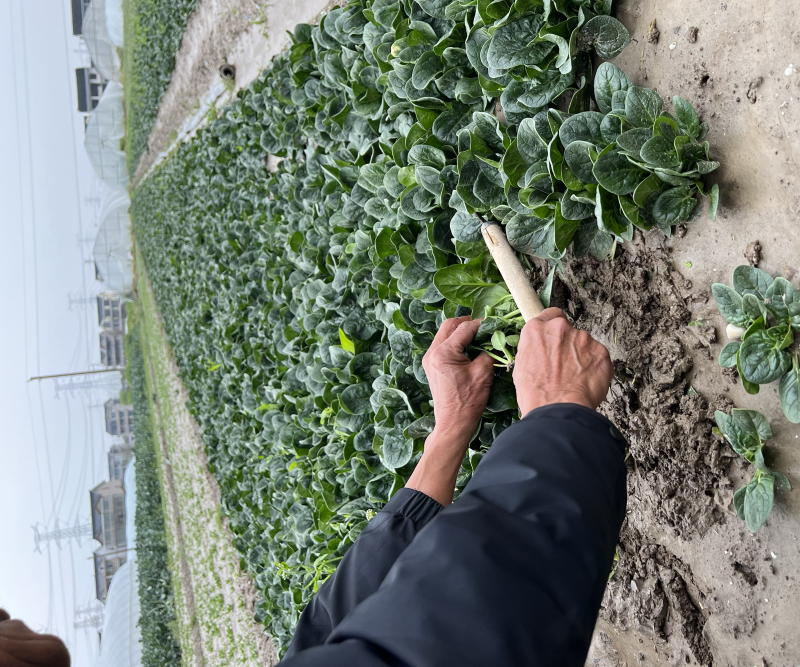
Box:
[480,222,544,322]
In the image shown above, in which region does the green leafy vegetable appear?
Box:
[715,408,790,532]
[713,266,800,421]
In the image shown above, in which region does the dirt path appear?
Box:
[139,266,278,667]
[582,1,800,664]
[149,357,206,667]
[132,0,336,186]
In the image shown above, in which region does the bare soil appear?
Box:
[568,1,800,663]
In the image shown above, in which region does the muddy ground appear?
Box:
[573,2,800,663]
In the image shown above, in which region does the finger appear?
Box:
[430,316,472,352]
[442,318,483,351]
[532,307,567,323]
[0,609,9,623]
[471,351,496,374]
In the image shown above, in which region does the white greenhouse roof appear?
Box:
[94,459,141,667]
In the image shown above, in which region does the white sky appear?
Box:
[0,1,124,665]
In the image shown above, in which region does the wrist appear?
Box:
[405,428,472,506]
[517,389,595,416]
[426,424,474,454]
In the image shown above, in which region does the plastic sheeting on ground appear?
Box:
[82,0,120,81]
[85,82,128,191]
[94,460,141,667]
[93,189,134,296]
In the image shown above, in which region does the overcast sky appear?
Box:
[0,1,124,665]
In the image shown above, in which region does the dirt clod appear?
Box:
[543,234,739,666]
[686,26,698,43]
[746,77,764,104]
[744,240,762,266]
[648,19,660,44]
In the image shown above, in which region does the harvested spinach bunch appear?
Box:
[715,408,791,532]
[713,265,800,423]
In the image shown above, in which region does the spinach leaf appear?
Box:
[733,265,774,299]
[578,16,631,59]
[652,186,697,227]
[673,95,700,138]
[744,472,774,533]
[594,62,631,114]
[593,148,646,195]
[738,330,791,384]
[779,356,800,423]
[625,86,663,128]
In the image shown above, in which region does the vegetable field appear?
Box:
[127,322,182,667]
[130,0,800,662]
[131,0,725,650]
[123,0,199,177]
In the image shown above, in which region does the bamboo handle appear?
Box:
[480,222,544,322]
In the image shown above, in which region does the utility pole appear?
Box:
[32,519,93,552]
[54,375,122,398]
[73,604,104,630]
[68,291,97,310]
[28,368,123,382]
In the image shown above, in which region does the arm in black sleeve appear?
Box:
[280,404,628,667]
[284,487,443,656]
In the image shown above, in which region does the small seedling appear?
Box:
[712,265,800,422]
[715,408,792,532]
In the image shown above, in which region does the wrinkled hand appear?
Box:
[0,609,71,667]
[422,316,495,443]
[513,308,613,416]
[407,317,495,505]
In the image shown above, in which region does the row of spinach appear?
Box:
[712,266,798,531]
[125,0,199,177]
[131,0,725,650]
[127,324,183,666]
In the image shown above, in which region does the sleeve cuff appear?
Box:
[381,488,444,528]
[520,403,628,456]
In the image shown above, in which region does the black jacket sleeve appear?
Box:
[285,487,444,656]
[280,403,628,667]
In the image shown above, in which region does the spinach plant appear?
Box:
[446,63,720,265]
[713,265,800,423]
[714,408,791,532]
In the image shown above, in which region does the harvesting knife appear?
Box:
[479,220,545,322]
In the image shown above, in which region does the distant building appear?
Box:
[71,0,92,35]
[76,66,107,113]
[96,293,126,332]
[108,443,134,481]
[89,480,127,602]
[97,292,126,367]
[99,331,125,367]
[104,398,133,439]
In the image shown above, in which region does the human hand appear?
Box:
[407,317,495,505]
[513,308,613,416]
[422,316,495,444]
[0,609,71,667]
